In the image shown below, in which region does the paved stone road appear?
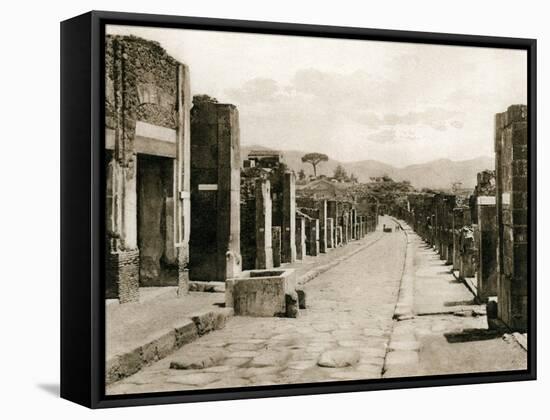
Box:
[107,216,406,395]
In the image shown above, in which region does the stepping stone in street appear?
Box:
[338,339,366,348]
[240,366,283,379]
[228,351,259,358]
[388,340,420,352]
[317,349,361,368]
[170,351,225,370]
[226,342,265,352]
[202,365,237,373]
[288,360,317,370]
[250,350,291,367]
[166,372,220,386]
[223,357,252,367]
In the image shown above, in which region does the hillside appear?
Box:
[241,145,494,190]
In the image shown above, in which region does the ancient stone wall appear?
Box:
[190,101,241,282]
[495,105,528,331]
[105,35,191,302]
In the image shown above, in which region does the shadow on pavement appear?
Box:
[444,329,501,343]
[444,299,477,307]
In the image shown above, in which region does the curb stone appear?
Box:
[106,307,233,385]
[382,219,422,378]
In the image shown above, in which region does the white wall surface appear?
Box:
[0,0,546,418]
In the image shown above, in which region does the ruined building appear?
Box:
[105,35,191,303]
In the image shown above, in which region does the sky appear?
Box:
[107,25,527,167]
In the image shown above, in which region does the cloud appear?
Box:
[368,129,397,144]
[225,77,281,104]
[223,62,523,164]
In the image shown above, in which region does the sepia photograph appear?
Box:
[102,23,529,396]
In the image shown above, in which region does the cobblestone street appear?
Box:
[107,216,406,394]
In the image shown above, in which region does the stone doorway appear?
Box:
[137,154,177,286]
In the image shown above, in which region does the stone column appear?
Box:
[255,179,273,269]
[452,208,464,271]
[190,101,242,282]
[477,196,498,301]
[281,172,296,263]
[317,200,328,253]
[445,198,456,266]
[327,200,339,247]
[295,215,306,260]
[349,208,357,240]
[326,217,334,248]
[272,226,282,267]
[306,218,319,256]
[342,210,349,245]
[495,105,528,331]
[105,41,139,303]
[175,64,191,296]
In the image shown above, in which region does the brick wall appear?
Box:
[106,250,140,303]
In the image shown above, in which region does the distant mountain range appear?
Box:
[241,145,495,190]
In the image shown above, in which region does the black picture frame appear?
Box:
[60,10,537,409]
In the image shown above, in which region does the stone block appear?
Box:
[170,350,225,370]
[174,320,199,347]
[226,269,297,317]
[106,249,140,303]
[296,289,306,309]
[285,291,300,318]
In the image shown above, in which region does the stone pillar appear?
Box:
[477,196,498,301]
[175,64,192,296]
[272,226,282,267]
[281,172,296,263]
[326,217,334,248]
[347,207,353,242]
[350,208,356,240]
[452,208,464,271]
[255,179,273,269]
[295,215,306,260]
[317,200,328,253]
[190,101,242,282]
[336,226,343,246]
[495,105,528,331]
[105,157,139,303]
[105,40,139,302]
[342,210,349,245]
[354,210,359,239]
[306,218,319,256]
[445,211,454,266]
[327,200,339,248]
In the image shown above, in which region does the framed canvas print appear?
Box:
[60,11,536,408]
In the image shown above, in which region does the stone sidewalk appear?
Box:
[106,216,406,394]
[106,220,385,385]
[383,222,527,378]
